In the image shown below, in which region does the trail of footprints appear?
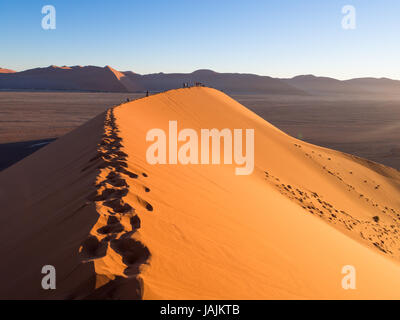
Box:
[80,108,153,283]
[264,145,400,259]
[293,143,399,217]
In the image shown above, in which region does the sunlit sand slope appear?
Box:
[115,87,400,299]
[1,87,400,299]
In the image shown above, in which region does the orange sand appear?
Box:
[0,68,16,73]
[0,87,400,299]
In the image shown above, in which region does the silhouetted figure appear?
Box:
[126,98,130,102]
[146,90,149,97]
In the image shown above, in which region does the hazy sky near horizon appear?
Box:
[1,0,400,79]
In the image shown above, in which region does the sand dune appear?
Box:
[0,68,15,73]
[283,75,354,95]
[105,66,144,92]
[2,65,400,96]
[124,69,305,95]
[0,66,304,94]
[1,87,400,299]
[0,65,140,92]
[284,74,400,96]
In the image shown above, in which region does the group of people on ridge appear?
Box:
[126,83,206,102]
[183,82,205,88]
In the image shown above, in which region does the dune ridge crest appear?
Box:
[78,108,153,299]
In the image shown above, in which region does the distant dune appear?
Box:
[1,87,400,299]
[0,68,16,73]
[0,65,141,92]
[0,66,302,94]
[2,65,400,95]
[123,69,306,94]
[283,74,400,96]
[283,75,355,95]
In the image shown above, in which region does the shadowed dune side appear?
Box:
[0,112,106,299]
[0,104,151,299]
[0,139,56,171]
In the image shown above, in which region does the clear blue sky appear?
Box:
[1,0,399,79]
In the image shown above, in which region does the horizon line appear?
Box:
[2,64,400,82]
